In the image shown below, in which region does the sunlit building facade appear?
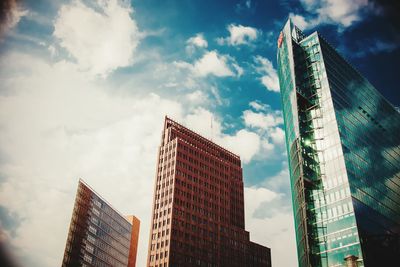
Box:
[62,180,140,267]
[277,19,400,267]
[147,117,271,267]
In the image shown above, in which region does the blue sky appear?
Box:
[0,0,399,266]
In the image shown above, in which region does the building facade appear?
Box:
[62,180,140,267]
[127,215,141,267]
[147,117,271,267]
[277,19,400,267]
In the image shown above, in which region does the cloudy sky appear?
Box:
[0,0,399,266]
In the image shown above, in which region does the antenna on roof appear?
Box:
[210,114,213,141]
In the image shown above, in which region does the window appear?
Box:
[87,235,96,244]
[92,208,100,217]
[85,244,94,254]
[88,225,97,235]
[83,253,92,263]
[94,199,102,208]
[90,216,99,225]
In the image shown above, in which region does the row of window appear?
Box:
[175,172,242,200]
[149,250,169,261]
[86,223,130,260]
[177,151,234,173]
[153,217,171,229]
[150,239,170,251]
[173,195,243,224]
[81,233,128,267]
[88,210,130,248]
[72,198,130,251]
[154,207,172,219]
[174,132,240,166]
[176,157,241,182]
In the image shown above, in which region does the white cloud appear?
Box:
[184,108,261,163]
[232,62,244,77]
[262,166,290,194]
[220,129,261,163]
[218,24,258,46]
[289,12,313,30]
[243,110,283,129]
[53,0,141,76]
[314,0,371,28]
[244,164,295,267]
[249,101,270,112]
[187,33,208,48]
[254,55,280,92]
[175,50,243,78]
[173,60,194,70]
[185,90,207,105]
[292,0,374,30]
[261,75,280,92]
[0,51,186,267]
[174,51,237,78]
[241,104,286,162]
[183,108,223,140]
[193,50,235,77]
[0,53,282,266]
[244,187,278,213]
[210,85,225,106]
[244,186,297,267]
[0,0,28,39]
[180,105,285,164]
[270,127,285,146]
[186,33,208,55]
[1,4,295,267]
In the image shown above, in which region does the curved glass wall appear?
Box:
[277,19,400,267]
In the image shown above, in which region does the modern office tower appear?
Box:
[62,180,140,267]
[147,117,271,267]
[277,19,400,267]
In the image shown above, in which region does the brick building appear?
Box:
[147,117,271,267]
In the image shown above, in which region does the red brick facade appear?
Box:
[147,117,271,267]
[127,215,140,267]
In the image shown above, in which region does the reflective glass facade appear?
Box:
[62,180,140,267]
[277,20,400,267]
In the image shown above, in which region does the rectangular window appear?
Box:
[90,216,99,225]
[83,253,92,263]
[85,244,94,254]
[87,235,96,244]
[94,199,102,208]
[88,225,97,235]
[92,208,100,217]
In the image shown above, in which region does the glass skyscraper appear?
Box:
[277,19,400,267]
[62,180,140,267]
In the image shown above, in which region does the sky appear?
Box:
[0,0,399,266]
